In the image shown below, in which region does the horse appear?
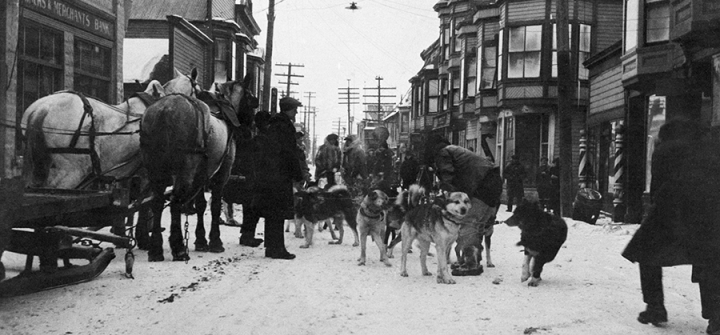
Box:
[140,75,258,262]
[21,68,201,190]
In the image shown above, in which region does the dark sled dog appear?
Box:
[505,200,568,286]
[398,185,471,284]
[294,185,359,248]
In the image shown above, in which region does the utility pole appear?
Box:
[303,91,316,131]
[363,76,396,124]
[275,62,304,98]
[338,79,359,136]
[332,118,345,137]
[262,0,275,112]
[556,0,575,216]
[311,107,317,160]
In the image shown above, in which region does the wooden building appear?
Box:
[1,0,133,178]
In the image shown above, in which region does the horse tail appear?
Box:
[22,110,51,188]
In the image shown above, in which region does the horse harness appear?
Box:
[46,90,158,188]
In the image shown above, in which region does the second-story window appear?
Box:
[479,43,497,89]
[441,78,449,111]
[453,19,461,53]
[214,38,230,82]
[466,56,477,97]
[508,25,542,78]
[428,79,439,113]
[645,0,669,43]
[578,24,592,80]
[452,71,461,106]
[552,24,572,78]
[625,0,639,51]
[443,25,451,60]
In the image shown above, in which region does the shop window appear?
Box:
[645,0,669,44]
[508,25,542,78]
[645,95,666,192]
[18,21,63,149]
[74,39,110,102]
[428,79,439,114]
[625,0,639,51]
[214,38,231,82]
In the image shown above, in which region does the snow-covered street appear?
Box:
[0,204,710,335]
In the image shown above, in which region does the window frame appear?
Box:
[74,37,111,102]
[507,25,542,79]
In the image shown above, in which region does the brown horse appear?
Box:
[140,75,257,261]
[21,68,201,189]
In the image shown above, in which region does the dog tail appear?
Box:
[397,184,426,212]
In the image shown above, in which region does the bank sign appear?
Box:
[22,0,114,40]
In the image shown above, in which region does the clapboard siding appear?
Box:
[596,2,623,51]
[126,21,168,39]
[508,0,547,22]
[549,0,594,21]
[485,21,500,40]
[589,65,623,114]
[173,28,207,85]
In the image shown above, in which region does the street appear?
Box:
[0,204,709,335]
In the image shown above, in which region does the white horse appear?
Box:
[22,69,201,189]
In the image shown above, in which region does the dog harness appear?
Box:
[360,207,384,221]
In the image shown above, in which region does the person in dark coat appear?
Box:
[314,133,342,188]
[341,135,367,188]
[503,155,526,212]
[622,119,720,332]
[398,145,420,190]
[373,141,395,181]
[248,96,304,260]
[536,157,552,211]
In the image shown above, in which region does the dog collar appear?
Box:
[360,207,383,220]
[442,211,464,225]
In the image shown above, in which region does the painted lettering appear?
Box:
[94,19,111,36]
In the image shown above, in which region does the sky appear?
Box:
[251,0,440,143]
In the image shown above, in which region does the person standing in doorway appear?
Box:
[536,157,552,211]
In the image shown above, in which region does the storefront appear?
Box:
[1,0,130,177]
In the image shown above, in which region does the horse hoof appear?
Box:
[209,245,225,253]
[148,253,165,262]
[195,245,209,252]
[172,252,190,262]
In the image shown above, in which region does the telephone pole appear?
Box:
[338,79,359,135]
[332,118,346,137]
[303,91,316,130]
[262,0,275,112]
[275,62,304,98]
[363,76,396,123]
[556,0,575,216]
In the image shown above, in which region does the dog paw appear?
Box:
[400,271,408,277]
[352,242,359,247]
[294,234,304,239]
[382,260,392,267]
[437,276,456,284]
[358,260,366,266]
[422,271,433,277]
[528,277,542,287]
[299,244,310,249]
[487,262,495,268]
[328,241,340,245]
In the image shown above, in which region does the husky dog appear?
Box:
[294,185,359,248]
[398,185,471,284]
[356,189,392,266]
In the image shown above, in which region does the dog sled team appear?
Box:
[20,66,720,332]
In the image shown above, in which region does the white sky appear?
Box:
[252,0,439,141]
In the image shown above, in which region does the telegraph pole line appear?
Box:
[332,118,346,137]
[363,76,396,123]
[338,79,359,136]
[556,0,575,217]
[303,92,316,130]
[275,62,304,98]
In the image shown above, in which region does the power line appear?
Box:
[338,79,360,136]
[363,76,396,123]
[275,62,305,98]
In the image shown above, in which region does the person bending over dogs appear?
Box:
[293,185,359,248]
[398,184,471,284]
[505,200,568,286]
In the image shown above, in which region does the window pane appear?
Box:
[481,68,496,89]
[484,46,497,68]
[646,3,669,43]
[552,52,558,77]
[508,53,525,78]
[467,78,476,96]
[498,30,503,81]
[525,25,542,51]
[429,79,439,97]
[23,25,40,59]
[429,97,438,113]
[525,51,541,77]
[578,52,589,80]
[509,27,525,52]
[625,0,639,51]
[579,24,592,52]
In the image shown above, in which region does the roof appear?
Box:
[131,0,208,21]
[130,0,236,21]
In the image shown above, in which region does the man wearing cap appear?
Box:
[314,134,342,188]
[251,96,304,259]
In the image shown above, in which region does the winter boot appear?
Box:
[637,304,667,326]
